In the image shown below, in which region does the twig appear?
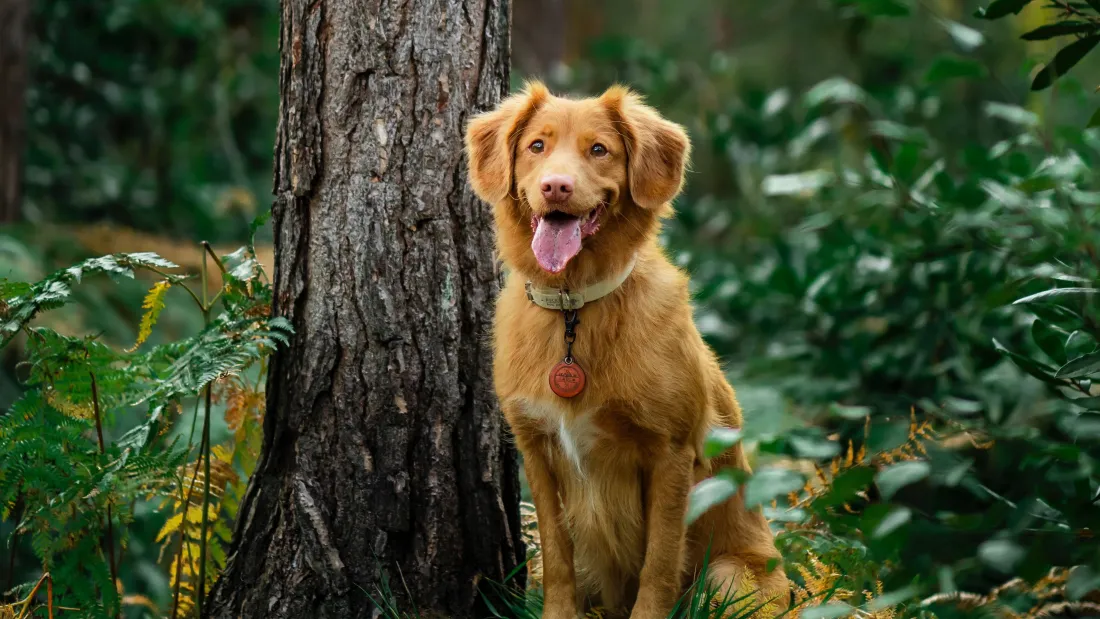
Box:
[196,245,215,617]
[89,372,120,619]
[11,572,55,619]
[202,241,229,276]
[1049,0,1100,22]
[144,265,205,310]
[196,382,214,616]
[170,426,208,619]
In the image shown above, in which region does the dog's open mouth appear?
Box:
[530,204,604,274]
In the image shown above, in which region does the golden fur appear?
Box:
[465,83,790,619]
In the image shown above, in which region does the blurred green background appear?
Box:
[3,0,1100,616]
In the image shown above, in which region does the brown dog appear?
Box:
[465,82,790,619]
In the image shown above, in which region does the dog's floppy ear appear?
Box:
[602,85,690,212]
[465,82,550,204]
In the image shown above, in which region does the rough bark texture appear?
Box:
[0,0,29,224]
[205,1,523,617]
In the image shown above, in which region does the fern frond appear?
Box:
[44,387,94,420]
[1,252,179,346]
[127,280,171,352]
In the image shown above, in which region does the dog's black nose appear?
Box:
[540,174,574,203]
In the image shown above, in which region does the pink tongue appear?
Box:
[531,216,582,273]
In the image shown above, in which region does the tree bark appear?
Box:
[205,1,523,618]
[0,0,29,224]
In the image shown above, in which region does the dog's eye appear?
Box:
[591,143,608,157]
[529,140,545,154]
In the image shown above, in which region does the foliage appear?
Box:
[0,228,287,618]
[517,1,1100,616]
[976,0,1100,119]
[23,0,279,242]
[637,24,1099,619]
[9,0,1100,616]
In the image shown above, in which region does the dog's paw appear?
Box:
[542,603,582,619]
[626,601,668,619]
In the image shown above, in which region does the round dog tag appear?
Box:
[549,360,586,398]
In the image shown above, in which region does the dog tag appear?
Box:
[549,359,586,398]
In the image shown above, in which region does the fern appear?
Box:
[1,231,290,619]
[1,252,180,347]
[127,280,171,352]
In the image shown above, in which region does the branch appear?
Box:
[89,371,120,619]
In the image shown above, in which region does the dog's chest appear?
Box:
[521,399,603,474]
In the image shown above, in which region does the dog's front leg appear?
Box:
[631,443,694,619]
[522,442,579,619]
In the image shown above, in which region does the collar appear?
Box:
[523,255,637,311]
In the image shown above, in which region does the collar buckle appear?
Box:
[558,290,583,311]
[525,281,583,310]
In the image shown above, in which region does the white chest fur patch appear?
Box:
[521,399,600,476]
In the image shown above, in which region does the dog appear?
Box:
[465,82,790,619]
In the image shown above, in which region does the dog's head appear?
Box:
[465,82,690,284]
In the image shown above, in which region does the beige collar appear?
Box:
[523,255,637,310]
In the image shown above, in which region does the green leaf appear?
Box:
[983,101,1040,127]
[939,18,984,50]
[978,539,1025,572]
[992,338,1064,385]
[943,396,983,415]
[1089,107,1100,129]
[1065,331,1097,360]
[1061,412,1100,439]
[925,54,988,83]
[867,585,920,611]
[762,171,834,197]
[815,466,876,508]
[1021,22,1097,41]
[875,461,930,499]
[788,433,841,459]
[1032,319,1069,364]
[829,403,872,420]
[1067,395,1100,410]
[703,427,743,459]
[1031,36,1100,91]
[800,603,854,619]
[1017,175,1057,193]
[686,472,738,525]
[1013,287,1099,304]
[805,77,866,107]
[869,120,931,144]
[744,468,804,508]
[872,506,912,538]
[974,0,1033,19]
[1056,352,1100,379]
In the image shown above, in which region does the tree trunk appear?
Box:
[205,1,523,618]
[0,0,29,224]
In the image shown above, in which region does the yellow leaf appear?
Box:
[156,512,184,543]
[213,444,234,465]
[45,389,94,420]
[127,281,171,352]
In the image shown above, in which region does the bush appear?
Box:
[0,226,286,618]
